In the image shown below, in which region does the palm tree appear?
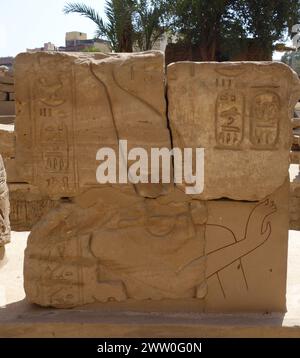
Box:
[63,1,135,52]
[134,0,170,51]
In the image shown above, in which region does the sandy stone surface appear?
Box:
[11,53,294,311]
[168,62,298,200]
[1,231,300,337]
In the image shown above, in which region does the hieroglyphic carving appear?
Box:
[5,181,58,231]
[14,56,294,313]
[15,51,169,199]
[250,92,280,149]
[37,76,65,107]
[168,62,296,200]
[32,72,76,198]
[40,120,69,173]
[216,91,244,148]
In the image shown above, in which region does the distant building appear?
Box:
[27,42,58,53]
[152,33,177,52]
[61,31,111,53]
[26,32,111,54]
[65,31,87,44]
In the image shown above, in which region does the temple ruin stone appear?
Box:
[0,154,11,265]
[15,51,170,200]
[168,62,297,201]
[12,52,297,312]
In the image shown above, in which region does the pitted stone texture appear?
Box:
[15,51,170,200]
[0,155,10,246]
[168,62,298,201]
[9,184,59,231]
[17,54,291,312]
[23,181,289,312]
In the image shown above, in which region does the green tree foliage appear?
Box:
[170,0,300,60]
[63,0,169,52]
[133,0,171,51]
[64,1,135,52]
[64,1,300,58]
[235,0,300,54]
[168,0,240,60]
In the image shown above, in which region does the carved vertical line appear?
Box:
[89,62,137,193]
[71,65,79,192]
[29,75,37,186]
[217,272,226,299]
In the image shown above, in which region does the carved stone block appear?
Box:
[168,62,297,201]
[9,184,59,231]
[15,51,170,200]
[16,54,293,312]
[0,129,15,158]
[24,181,288,311]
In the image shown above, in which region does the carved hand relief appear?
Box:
[23,186,284,310]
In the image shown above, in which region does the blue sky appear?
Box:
[0,0,286,59]
[0,0,106,56]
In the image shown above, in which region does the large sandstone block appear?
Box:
[24,180,288,311]
[17,53,291,313]
[205,179,289,312]
[167,62,298,201]
[0,129,15,158]
[15,51,170,199]
[3,158,26,183]
[0,92,7,101]
[0,83,14,93]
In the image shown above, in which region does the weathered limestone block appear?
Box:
[9,184,59,231]
[19,54,292,312]
[205,179,289,312]
[0,101,15,115]
[3,158,27,183]
[0,155,10,247]
[0,83,14,93]
[15,51,170,199]
[0,115,58,232]
[0,92,7,101]
[168,62,297,201]
[0,74,14,85]
[0,129,15,158]
[24,180,288,312]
